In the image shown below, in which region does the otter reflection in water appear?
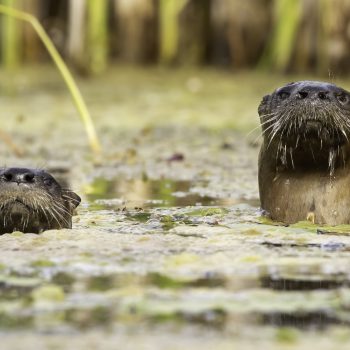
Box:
[258,81,350,225]
[0,168,80,234]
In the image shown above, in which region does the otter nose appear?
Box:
[3,169,35,184]
[297,89,330,100]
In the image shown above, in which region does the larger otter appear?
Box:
[258,81,350,225]
[0,167,80,234]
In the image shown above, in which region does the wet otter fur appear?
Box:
[258,81,350,225]
[0,167,80,234]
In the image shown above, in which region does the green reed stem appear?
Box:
[159,0,187,64]
[87,0,108,74]
[0,4,101,154]
[1,0,21,69]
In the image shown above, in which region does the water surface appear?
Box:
[0,66,350,349]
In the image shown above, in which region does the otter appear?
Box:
[0,167,80,234]
[258,81,350,225]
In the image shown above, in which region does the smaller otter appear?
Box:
[258,81,350,225]
[0,168,80,234]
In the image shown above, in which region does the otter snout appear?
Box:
[291,84,343,105]
[273,81,350,108]
[2,168,35,185]
[258,81,350,146]
[296,87,330,101]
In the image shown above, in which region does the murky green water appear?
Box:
[86,177,259,208]
[1,66,350,349]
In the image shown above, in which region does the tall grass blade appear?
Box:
[1,0,21,69]
[0,4,101,154]
[159,0,188,64]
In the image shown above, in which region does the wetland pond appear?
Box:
[1,66,350,349]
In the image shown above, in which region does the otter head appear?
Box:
[0,168,81,234]
[258,81,350,173]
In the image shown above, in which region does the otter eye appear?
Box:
[44,178,53,187]
[277,91,290,100]
[337,93,349,104]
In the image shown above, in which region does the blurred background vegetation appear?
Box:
[1,0,350,76]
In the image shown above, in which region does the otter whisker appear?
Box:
[289,147,295,169]
[328,148,336,176]
[262,120,279,136]
[45,207,64,228]
[51,203,72,217]
[247,117,278,138]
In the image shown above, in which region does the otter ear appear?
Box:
[258,94,271,116]
[62,189,81,209]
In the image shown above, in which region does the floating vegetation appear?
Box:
[2,67,350,347]
[187,208,229,217]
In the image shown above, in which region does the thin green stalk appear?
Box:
[258,0,302,71]
[87,0,108,74]
[272,0,302,70]
[0,4,101,154]
[1,0,21,69]
[159,0,187,64]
